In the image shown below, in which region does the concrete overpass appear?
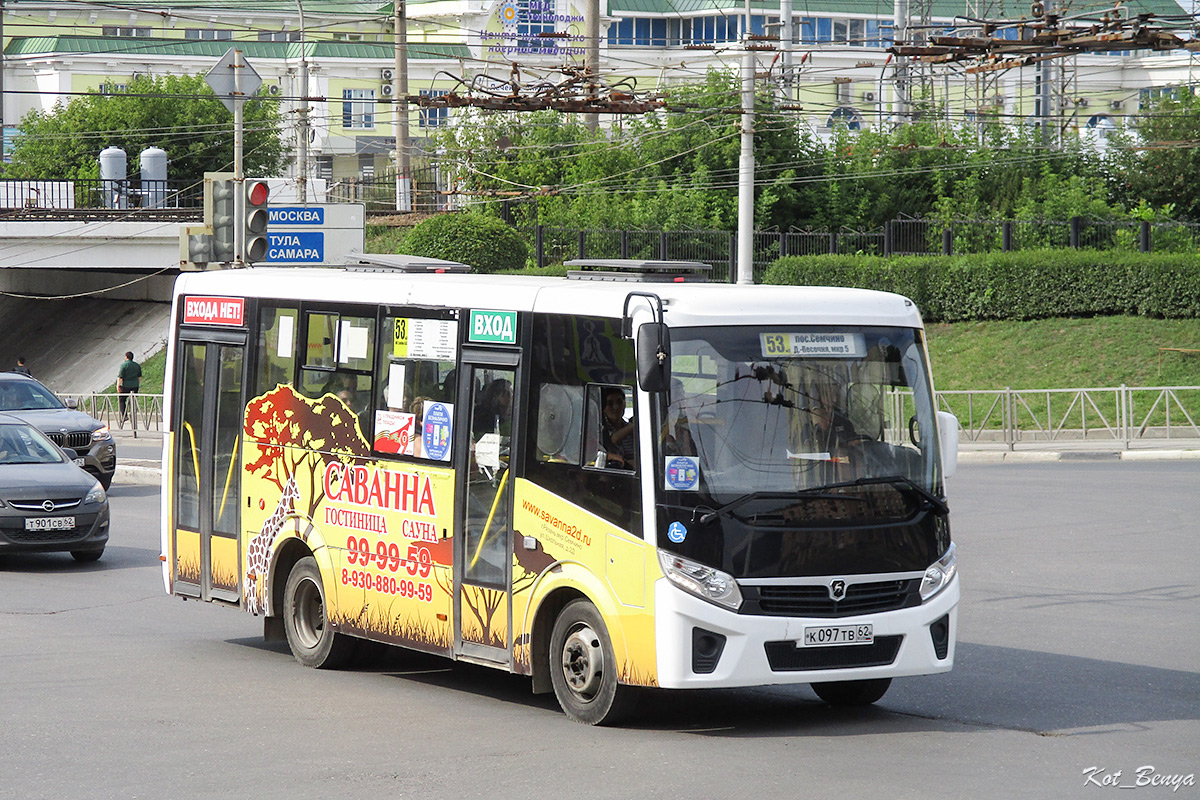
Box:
[0,218,184,393]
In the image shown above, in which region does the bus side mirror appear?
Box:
[937,411,959,479]
[636,322,671,393]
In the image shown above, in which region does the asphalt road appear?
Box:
[1,463,1196,800]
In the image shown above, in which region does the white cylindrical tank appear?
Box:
[99,146,127,209]
[139,147,168,208]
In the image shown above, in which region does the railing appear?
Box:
[935,386,1200,449]
[51,387,1198,450]
[511,218,1200,276]
[0,179,204,211]
[58,393,165,436]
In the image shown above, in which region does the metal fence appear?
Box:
[52,387,1198,450]
[59,393,165,436]
[0,179,204,211]
[936,386,1200,449]
[515,217,1200,277]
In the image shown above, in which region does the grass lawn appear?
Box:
[926,317,1200,390]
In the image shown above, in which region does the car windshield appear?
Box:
[0,380,64,411]
[653,325,943,515]
[0,424,65,465]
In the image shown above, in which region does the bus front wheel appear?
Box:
[812,678,892,707]
[549,599,635,725]
[283,556,355,669]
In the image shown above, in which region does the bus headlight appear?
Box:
[920,542,957,601]
[658,550,742,611]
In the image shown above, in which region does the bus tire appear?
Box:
[549,599,635,725]
[811,678,892,707]
[283,556,355,669]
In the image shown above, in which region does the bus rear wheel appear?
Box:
[283,556,355,669]
[812,678,892,707]
[549,599,635,725]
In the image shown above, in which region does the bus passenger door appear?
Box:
[453,351,520,665]
[172,332,246,604]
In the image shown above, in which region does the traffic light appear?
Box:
[179,224,213,271]
[205,172,236,263]
[244,179,270,263]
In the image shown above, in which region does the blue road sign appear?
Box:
[267,231,324,263]
[269,207,325,225]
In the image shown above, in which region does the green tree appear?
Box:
[1110,89,1200,221]
[5,73,286,182]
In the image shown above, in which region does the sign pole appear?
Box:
[233,49,246,266]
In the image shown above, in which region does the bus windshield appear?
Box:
[654,325,943,513]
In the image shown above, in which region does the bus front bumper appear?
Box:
[653,576,959,690]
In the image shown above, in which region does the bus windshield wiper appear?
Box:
[697,492,821,524]
[805,475,949,515]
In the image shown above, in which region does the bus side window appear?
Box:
[296,312,376,438]
[524,313,641,537]
[371,314,458,460]
[255,306,297,395]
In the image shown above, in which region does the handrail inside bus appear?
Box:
[183,421,201,492]
[469,467,510,571]
[217,436,239,525]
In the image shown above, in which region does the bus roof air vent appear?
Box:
[564,259,711,283]
[343,254,472,274]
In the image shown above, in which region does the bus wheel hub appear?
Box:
[562,624,604,698]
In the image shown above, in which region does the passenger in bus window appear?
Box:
[601,386,635,470]
[475,379,513,435]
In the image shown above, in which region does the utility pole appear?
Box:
[780,0,793,103]
[736,0,755,284]
[585,0,600,132]
[296,0,309,204]
[893,0,909,122]
[395,0,412,212]
[1,0,5,163]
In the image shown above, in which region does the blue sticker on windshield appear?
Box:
[665,456,700,492]
[667,521,688,544]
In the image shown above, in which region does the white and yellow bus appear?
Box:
[161,258,960,725]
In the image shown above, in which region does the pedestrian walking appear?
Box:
[13,356,30,376]
[118,351,142,422]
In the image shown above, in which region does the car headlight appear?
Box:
[658,550,742,611]
[92,426,111,442]
[920,542,957,601]
[84,481,106,505]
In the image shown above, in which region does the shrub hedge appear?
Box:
[399,213,528,273]
[763,250,1200,322]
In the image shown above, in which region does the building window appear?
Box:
[342,88,375,129]
[517,0,556,49]
[99,83,129,94]
[419,90,449,129]
[315,156,333,181]
[102,26,150,37]
[333,32,365,41]
[185,29,232,40]
[258,31,300,42]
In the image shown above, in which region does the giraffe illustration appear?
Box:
[243,476,301,615]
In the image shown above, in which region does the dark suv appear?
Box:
[0,373,116,488]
